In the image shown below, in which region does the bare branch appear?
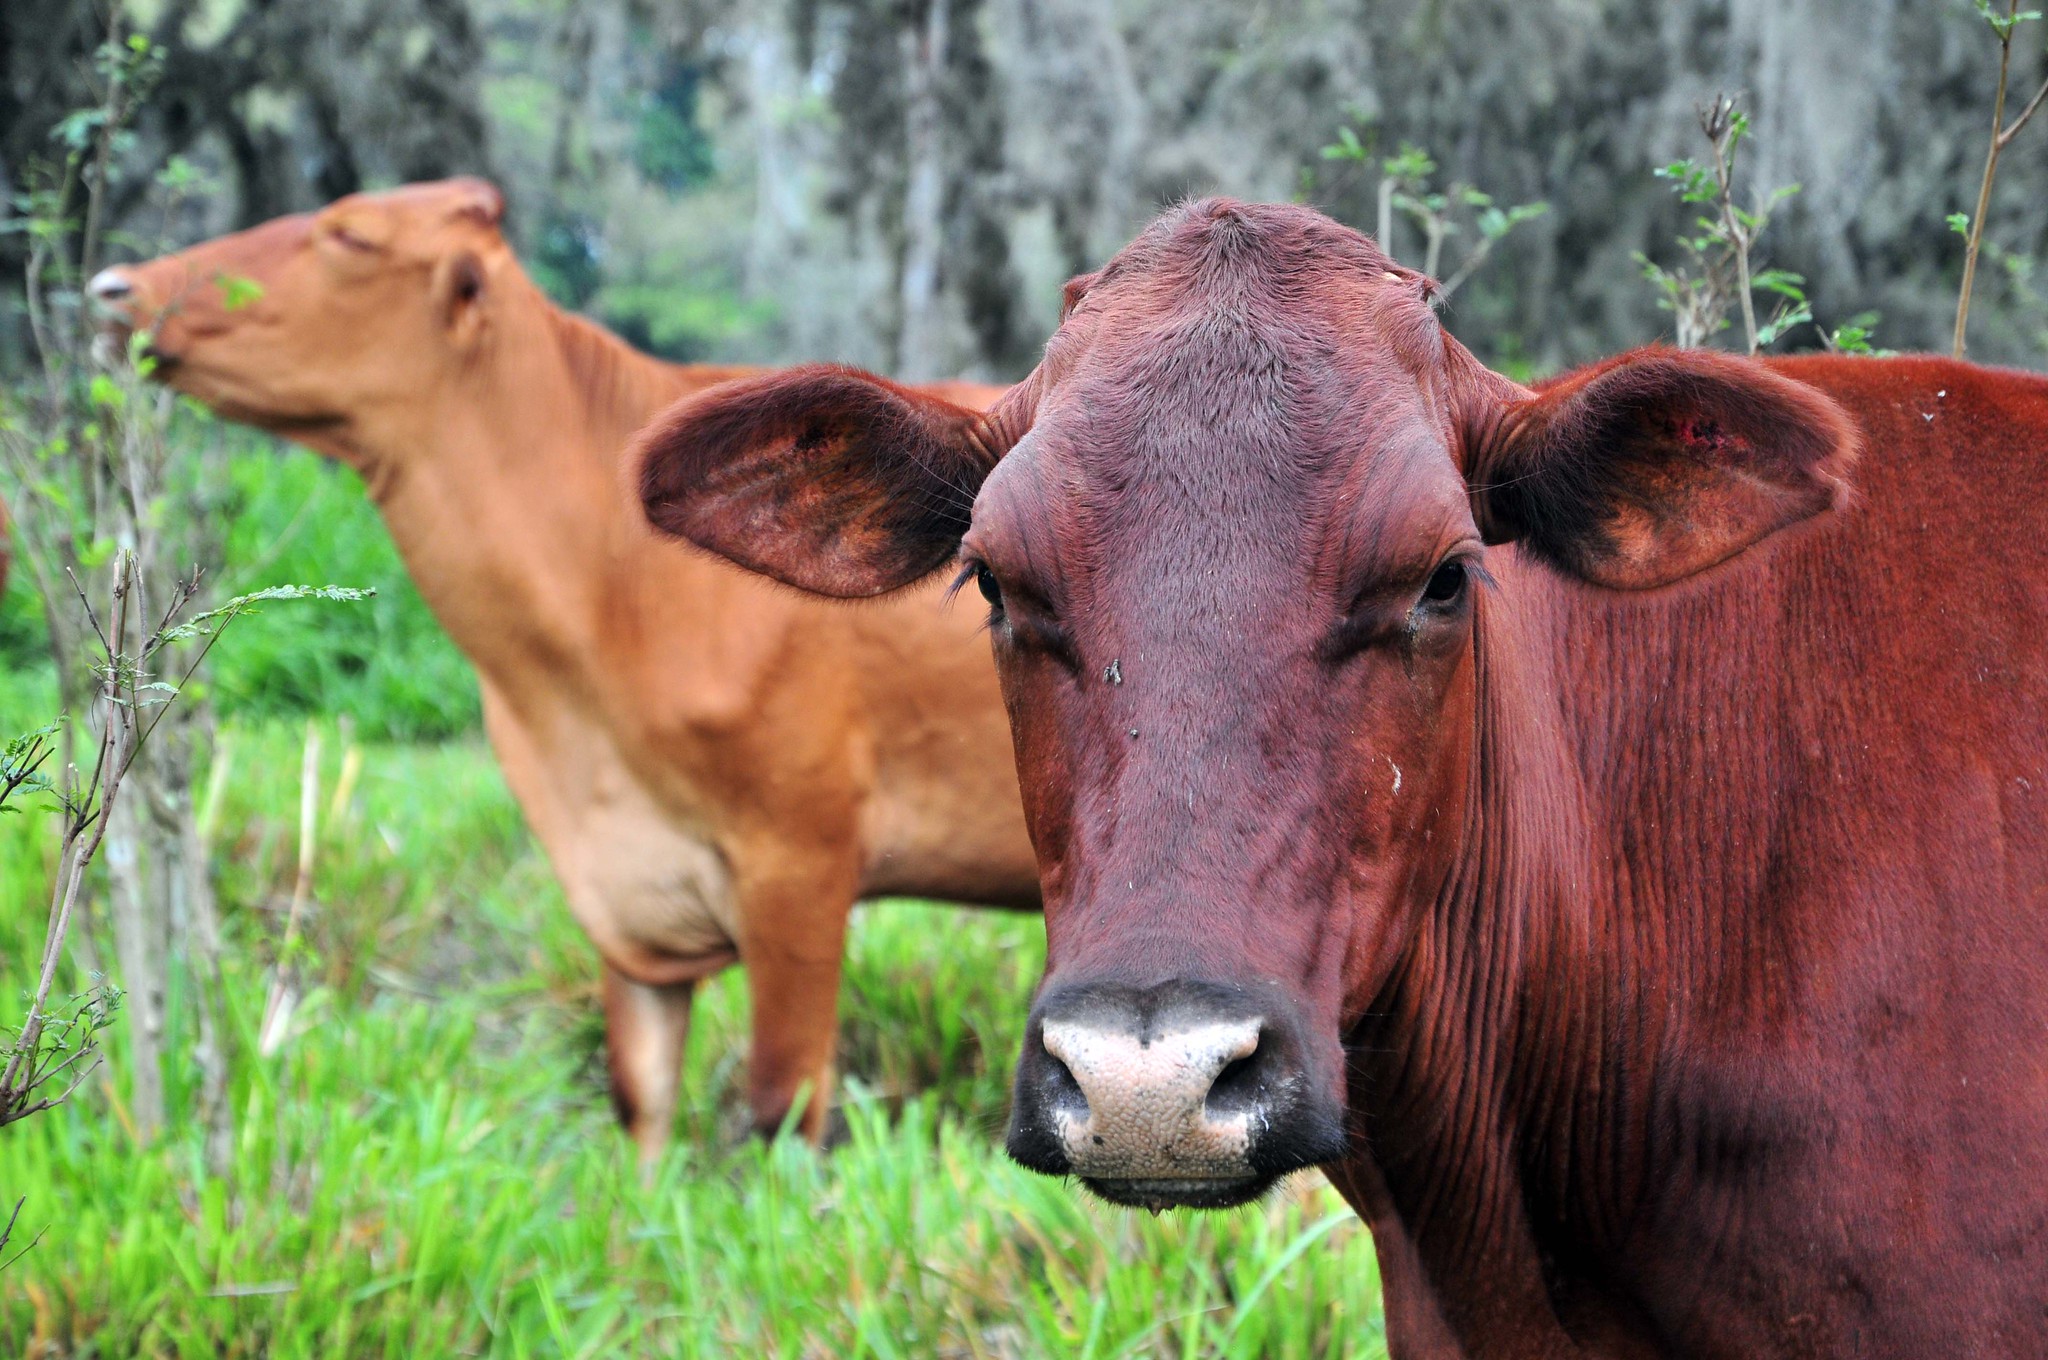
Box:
[1999,72,2048,148]
[64,566,111,656]
[1956,0,2029,357]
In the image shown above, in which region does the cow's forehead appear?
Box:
[1023,285,1452,516]
[322,179,506,236]
[977,346,1470,631]
[973,201,1476,594]
[1037,203,1452,454]
[1061,200,1439,348]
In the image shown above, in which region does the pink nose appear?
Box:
[1040,1015,1263,1179]
[88,268,134,304]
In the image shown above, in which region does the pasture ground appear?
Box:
[0,447,1386,1358]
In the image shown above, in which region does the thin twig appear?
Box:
[65,567,112,656]
[1954,0,2041,358]
[77,3,128,284]
[0,1225,51,1276]
[1703,98,1760,355]
[2000,72,2048,147]
[1,554,134,1107]
[1440,238,1495,300]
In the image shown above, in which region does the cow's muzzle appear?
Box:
[1006,978,1347,1210]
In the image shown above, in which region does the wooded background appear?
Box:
[6,0,2046,380]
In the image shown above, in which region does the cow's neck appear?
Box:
[1345,568,1663,1352]
[338,290,751,708]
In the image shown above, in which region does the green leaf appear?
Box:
[215,273,265,311]
[0,722,62,812]
[1320,124,1367,162]
[1656,158,1719,204]
[51,109,106,151]
[1974,0,2040,38]
[1755,300,1814,349]
[1726,108,1751,150]
[1826,311,1883,355]
[1382,143,1437,185]
[1948,211,1972,238]
[1751,269,1808,299]
[155,155,203,192]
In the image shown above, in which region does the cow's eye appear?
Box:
[326,221,381,253]
[1422,561,1467,604]
[974,563,1003,610]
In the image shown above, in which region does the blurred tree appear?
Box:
[793,0,1028,377]
[1,0,491,361]
[9,0,2048,382]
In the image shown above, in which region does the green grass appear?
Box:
[0,693,1387,1356]
[0,423,480,743]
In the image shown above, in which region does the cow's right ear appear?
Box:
[634,364,1000,598]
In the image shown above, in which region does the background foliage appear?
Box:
[7,0,2048,389]
[0,431,474,743]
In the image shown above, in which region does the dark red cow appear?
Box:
[633,200,2048,1356]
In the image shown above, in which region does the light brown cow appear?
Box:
[91,178,1037,1158]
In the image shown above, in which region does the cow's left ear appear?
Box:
[1467,348,1858,590]
[634,364,1000,598]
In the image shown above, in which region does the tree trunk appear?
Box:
[896,0,950,381]
[746,14,809,297]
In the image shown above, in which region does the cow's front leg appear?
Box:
[737,875,857,1143]
[602,964,697,1172]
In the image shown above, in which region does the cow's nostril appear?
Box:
[1205,1042,1266,1115]
[1038,1036,1086,1110]
[88,269,133,303]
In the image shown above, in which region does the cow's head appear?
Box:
[90,178,510,452]
[634,200,1855,1210]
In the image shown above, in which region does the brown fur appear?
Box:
[101,179,1037,1160]
[639,199,2048,1355]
